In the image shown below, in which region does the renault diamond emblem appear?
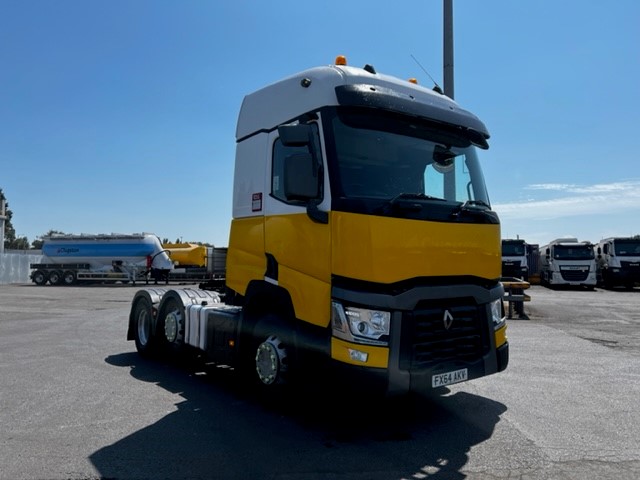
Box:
[443,310,454,330]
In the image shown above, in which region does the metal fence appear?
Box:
[0,251,43,285]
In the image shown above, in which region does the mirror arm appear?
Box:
[307,203,328,224]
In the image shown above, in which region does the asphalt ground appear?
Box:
[0,283,639,480]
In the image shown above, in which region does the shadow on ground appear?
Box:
[91,353,507,480]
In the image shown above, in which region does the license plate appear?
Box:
[432,368,468,388]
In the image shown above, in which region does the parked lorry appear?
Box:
[30,233,173,285]
[127,56,509,396]
[501,238,528,281]
[539,237,597,288]
[595,237,640,288]
[162,242,227,289]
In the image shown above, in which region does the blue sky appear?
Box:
[1,0,639,248]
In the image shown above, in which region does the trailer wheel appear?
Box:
[133,297,158,357]
[62,270,76,285]
[32,270,48,286]
[48,270,62,285]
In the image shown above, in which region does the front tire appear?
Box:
[255,335,289,386]
[247,314,294,390]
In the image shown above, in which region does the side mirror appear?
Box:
[283,153,320,200]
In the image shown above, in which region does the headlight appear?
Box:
[490,299,506,330]
[331,301,390,346]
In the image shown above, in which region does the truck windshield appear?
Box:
[323,107,494,223]
[502,243,526,256]
[553,245,594,260]
[614,239,640,256]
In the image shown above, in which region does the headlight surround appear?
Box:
[490,298,506,330]
[331,301,390,346]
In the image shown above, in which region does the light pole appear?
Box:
[0,199,7,254]
[443,0,454,100]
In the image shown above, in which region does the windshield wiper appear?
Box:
[451,199,492,218]
[458,199,490,210]
[376,193,447,214]
[389,192,447,206]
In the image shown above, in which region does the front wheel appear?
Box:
[246,314,296,391]
[255,335,289,386]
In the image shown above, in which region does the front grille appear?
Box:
[621,261,640,271]
[404,300,488,369]
[560,267,589,281]
[502,262,523,278]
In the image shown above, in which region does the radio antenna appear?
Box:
[410,54,443,93]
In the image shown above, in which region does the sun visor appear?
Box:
[335,84,490,149]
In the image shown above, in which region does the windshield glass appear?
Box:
[502,243,526,256]
[614,239,640,256]
[325,108,490,210]
[553,245,594,260]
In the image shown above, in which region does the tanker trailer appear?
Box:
[30,233,173,286]
[163,242,227,290]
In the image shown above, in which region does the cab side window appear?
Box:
[271,139,311,204]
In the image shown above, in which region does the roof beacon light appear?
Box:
[335,55,347,66]
[408,78,418,84]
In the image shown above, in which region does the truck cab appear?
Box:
[540,237,596,289]
[595,237,640,289]
[226,57,507,394]
[501,239,528,281]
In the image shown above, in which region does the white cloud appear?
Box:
[495,180,640,221]
[526,181,638,195]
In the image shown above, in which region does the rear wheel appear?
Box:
[133,298,158,357]
[157,296,185,356]
[48,270,62,285]
[62,270,76,285]
[32,270,48,286]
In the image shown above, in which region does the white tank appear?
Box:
[41,233,173,271]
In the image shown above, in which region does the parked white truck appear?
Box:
[501,238,528,281]
[540,237,596,289]
[595,237,640,289]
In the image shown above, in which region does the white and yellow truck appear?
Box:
[127,57,508,395]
